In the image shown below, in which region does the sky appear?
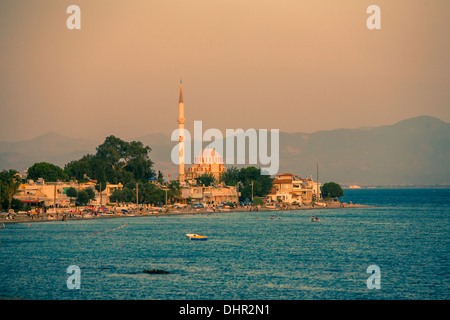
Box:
[0,0,449,142]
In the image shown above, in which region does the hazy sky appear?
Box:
[1,0,449,142]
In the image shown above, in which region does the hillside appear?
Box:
[1,116,449,186]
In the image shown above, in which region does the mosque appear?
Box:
[175,82,239,204]
[185,148,226,182]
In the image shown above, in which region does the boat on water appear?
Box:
[186,233,208,241]
[314,202,327,207]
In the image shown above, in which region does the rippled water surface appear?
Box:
[0,189,448,300]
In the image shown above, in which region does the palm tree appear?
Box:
[0,170,21,211]
[167,180,182,203]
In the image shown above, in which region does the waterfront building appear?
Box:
[180,184,239,205]
[185,148,227,183]
[15,179,123,207]
[267,173,321,204]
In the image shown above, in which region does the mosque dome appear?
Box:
[194,148,223,165]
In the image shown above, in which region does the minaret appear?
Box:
[178,81,186,182]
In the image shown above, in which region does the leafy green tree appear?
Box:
[140,183,165,205]
[27,162,68,182]
[66,187,78,198]
[64,136,155,186]
[168,180,181,203]
[96,136,155,182]
[321,182,344,199]
[64,155,96,182]
[253,197,265,206]
[109,189,124,204]
[196,172,216,187]
[109,187,136,204]
[66,187,78,206]
[84,188,96,202]
[0,169,21,211]
[238,167,273,201]
[11,198,24,212]
[157,170,164,184]
[76,190,90,206]
[220,166,240,186]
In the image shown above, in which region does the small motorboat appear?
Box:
[186,233,208,241]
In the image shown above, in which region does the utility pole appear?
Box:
[251,181,254,202]
[165,188,168,209]
[54,183,56,211]
[316,162,319,201]
[136,183,139,208]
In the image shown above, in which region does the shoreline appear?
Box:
[0,202,372,225]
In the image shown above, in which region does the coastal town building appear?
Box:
[15,178,123,207]
[266,173,321,205]
[185,148,226,183]
[180,184,239,205]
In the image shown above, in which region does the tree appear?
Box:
[140,183,165,205]
[220,166,240,186]
[109,187,136,204]
[66,187,78,198]
[168,180,181,203]
[253,197,265,206]
[64,154,96,182]
[64,136,156,186]
[27,162,68,182]
[11,198,24,212]
[66,187,78,206]
[321,182,344,199]
[76,190,90,206]
[84,188,96,202]
[196,172,216,187]
[0,170,21,211]
[238,167,273,201]
[110,189,124,204]
[157,170,164,184]
[96,136,154,183]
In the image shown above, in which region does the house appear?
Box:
[180,184,239,205]
[15,179,123,207]
[267,173,321,204]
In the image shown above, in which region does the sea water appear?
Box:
[0,189,448,300]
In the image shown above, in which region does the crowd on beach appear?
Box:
[0,200,368,224]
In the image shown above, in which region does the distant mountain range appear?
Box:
[1,115,449,186]
[0,132,98,174]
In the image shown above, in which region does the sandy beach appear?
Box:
[0,201,371,225]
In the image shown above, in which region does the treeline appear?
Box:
[219,166,273,202]
[27,135,156,188]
